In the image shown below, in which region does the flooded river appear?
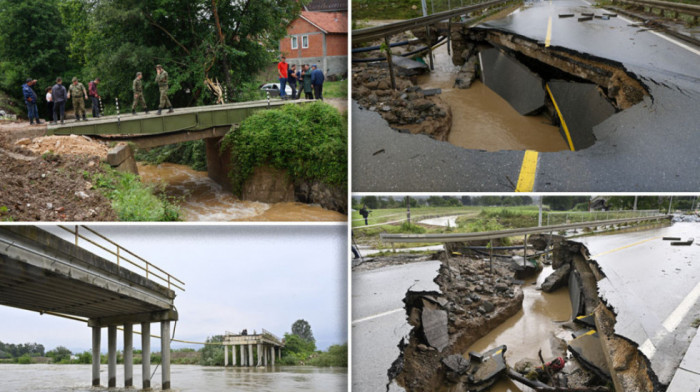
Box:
[137,163,346,222]
[417,45,568,152]
[465,266,572,392]
[0,364,347,391]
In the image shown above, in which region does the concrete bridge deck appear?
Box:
[0,225,182,390]
[222,329,285,367]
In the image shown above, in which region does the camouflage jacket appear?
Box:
[133,78,143,93]
[155,70,168,88]
[68,82,87,98]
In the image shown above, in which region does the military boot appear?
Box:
[157,108,162,115]
[168,106,174,113]
[83,114,87,121]
[145,109,149,114]
[132,109,136,115]
[36,119,42,125]
[29,119,34,125]
[75,116,81,122]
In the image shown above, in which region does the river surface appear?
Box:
[137,163,346,222]
[417,44,568,152]
[0,364,347,391]
[464,266,572,392]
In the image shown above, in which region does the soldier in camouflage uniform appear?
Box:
[155,64,173,115]
[67,77,88,121]
[132,72,148,115]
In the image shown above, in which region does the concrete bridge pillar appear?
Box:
[91,326,101,386]
[161,321,171,390]
[257,343,263,366]
[124,323,133,387]
[278,347,281,359]
[232,343,236,366]
[108,325,117,388]
[248,343,253,367]
[224,344,229,366]
[240,344,246,366]
[271,346,275,365]
[206,136,232,192]
[264,344,268,366]
[142,322,151,390]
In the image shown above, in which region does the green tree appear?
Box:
[291,319,315,348]
[0,0,71,103]
[46,346,72,363]
[360,196,378,209]
[199,335,225,366]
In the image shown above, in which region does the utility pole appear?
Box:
[633,195,638,211]
[538,197,543,227]
[406,196,411,225]
[421,0,428,16]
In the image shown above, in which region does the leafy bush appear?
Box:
[135,140,207,171]
[221,102,347,196]
[90,167,180,221]
[308,344,347,367]
[399,221,426,234]
[17,354,32,364]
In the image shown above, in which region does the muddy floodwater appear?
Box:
[417,45,568,152]
[0,364,347,391]
[465,266,572,392]
[137,163,346,221]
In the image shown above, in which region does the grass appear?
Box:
[323,80,348,99]
[88,166,180,221]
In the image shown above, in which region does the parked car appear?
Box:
[259,83,293,97]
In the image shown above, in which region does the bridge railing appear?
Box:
[613,0,700,18]
[58,225,185,292]
[262,328,283,344]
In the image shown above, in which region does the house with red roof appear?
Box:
[280,1,348,77]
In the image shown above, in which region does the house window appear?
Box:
[302,35,309,49]
[291,36,298,50]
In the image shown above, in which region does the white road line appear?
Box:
[617,15,700,56]
[352,308,404,324]
[638,279,700,359]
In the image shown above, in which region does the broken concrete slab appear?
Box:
[421,304,449,351]
[541,263,571,292]
[568,330,611,380]
[479,48,545,116]
[442,354,471,383]
[467,345,508,390]
[575,313,596,328]
[455,56,479,89]
[547,80,616,150]
[569,270,585,318]
[391,55,429,76]
[107,143,131,166]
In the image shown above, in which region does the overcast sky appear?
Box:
[1,225,347,354]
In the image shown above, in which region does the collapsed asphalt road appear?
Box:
[352,0,700,192]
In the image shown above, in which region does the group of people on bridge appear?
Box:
[21,64,174,125]
[277,56,325,101]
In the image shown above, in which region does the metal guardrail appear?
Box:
[352,0,509,43]
[58,225,185,292]
[380,215,671,243]
[614,0,700,17]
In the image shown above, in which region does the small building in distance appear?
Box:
[280,0,348,77]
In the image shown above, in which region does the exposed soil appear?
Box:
[0,121,117,221]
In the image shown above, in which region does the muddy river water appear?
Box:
[417,44,568,152]
[137,163,346,222]
[465,266,572,392]
[0,364,347,391]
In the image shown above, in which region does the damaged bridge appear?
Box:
[0,225,183,390]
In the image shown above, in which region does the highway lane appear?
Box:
[352,260,441,392]
[352,0,700,192]
[578,222,700,386]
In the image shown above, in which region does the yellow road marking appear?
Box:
[545,16,553,47]
[546,84,575,151]
[515,150,538,192]
[591,236,663,258]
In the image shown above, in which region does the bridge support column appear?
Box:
[248,343,253,367]
[279,347,281,359]
[232,344,236,366]
[224,344,229,366]
[271,346,275,365]
[142,322,151,390]
[92,326,101,386]
[257,343,262,366]
[108,325,117,388]
[240,344,245,366]
[124,323,133,387]
[161,321,171,390]
[264,344,268,366]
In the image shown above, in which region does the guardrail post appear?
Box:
[384,35,397,90]
[489,239,493,273]
[75,225,79,246]
[426,26,435,70]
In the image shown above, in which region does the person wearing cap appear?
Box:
[302,64,313,100]
[310,64,324,101]
[51,77,67,125]
[21,78,41,125]
[67,77,88,121]
[155,64,173,115]
[132,72,148,115]
[88,78,101,118]
[277,56,288,99]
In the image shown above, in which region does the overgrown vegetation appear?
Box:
[135,140,207,171]
[221,102,347,196]
[323,79,349,99]
[88,166,180,221]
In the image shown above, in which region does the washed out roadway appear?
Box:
[352,0,700,192]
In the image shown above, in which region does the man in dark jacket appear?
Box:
[287,64,298,100]
[51,77,67,125]
[310,65,325,101]
[88,78,101,118]
[359,205,371,225]
[22,78,41,125]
